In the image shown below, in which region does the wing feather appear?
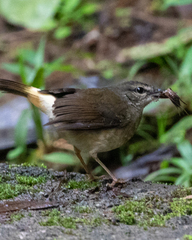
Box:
[46,88,129,130]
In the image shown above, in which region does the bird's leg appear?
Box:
[74,146,95,181]
[90,151,128,187]
[90,151,118,183]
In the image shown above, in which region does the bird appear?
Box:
[0,79,170,186]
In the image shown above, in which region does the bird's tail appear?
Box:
[0,79,33,97]
[0,79,55,118]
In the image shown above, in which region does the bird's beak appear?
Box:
[151,88,163,98]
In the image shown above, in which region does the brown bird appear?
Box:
[0,79,178,186]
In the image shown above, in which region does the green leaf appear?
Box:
[163,0,192,9]
[31,67,45,89]
[57,64,76,72]
[177,141,192,163]
[103,69,114,79]
[147,175,177,183]
[145,167,182,181]
[30,104,44,142]
[128,61,146,80]
[175,174,191,187]
[160,116,192,144]
[18,49,36,65]
[160,160,169,169]
[63,0,80,13]
[26,69,37,85]
[7,146,25,160]
[164,56,179,76]
[80,3,98,15]
[35,38,46,69]
[0,0,60,30]
[14,109,31,147]
[1,63,20,75]
[40,19,57,31]
[43,152,76,165]
[19,54,27,84]
[157,114,167,139]
[44,57,77,77]
[171,158,191,171]
[54,26,72,39]
[179,45,192,78]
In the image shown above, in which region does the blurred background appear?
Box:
[0,0,192,186]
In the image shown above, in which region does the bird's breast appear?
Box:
[59,115,141,154]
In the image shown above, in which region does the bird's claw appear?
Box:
[87,174,106,181]
[107,178,128,188]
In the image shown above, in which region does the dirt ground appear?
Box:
[0,163,191,240]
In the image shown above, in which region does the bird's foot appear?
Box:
[87,174,106,181]
[93,175,106,180]
[107,178,128,188]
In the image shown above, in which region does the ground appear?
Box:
[0,163,191,240]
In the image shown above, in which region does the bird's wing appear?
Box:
[45,88,130,130]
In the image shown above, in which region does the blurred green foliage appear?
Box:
[2,39,75,86]
[151,0,192,11]
[126,24,192,186]
[0,0,60,30]
[7,109,31,161]
[54,0,98,39]
[183,235,192,240]
[0,0,98,39]
[1,38,76,166]
[129,42,192,185]
[2,39,47,160]
[145,141,192,187]
[163,0,192,9]
[43,152,76,165]
[160,116,192,144]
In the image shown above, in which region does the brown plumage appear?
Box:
[46,88,129,130]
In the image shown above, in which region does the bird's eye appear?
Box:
[136,87,144,94]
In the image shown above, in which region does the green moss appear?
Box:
[28,212,32,217]
[65,180,100,190]
[0,174,47,200]
[1,173,12,182]
[171,187,192,198]
[183,235,192,240]
[39,209,107,228]
[39,209,77,229]
[81,216,107,227]
[41,209,60,217]
[16,175,47,185]
[74,206,93,213]
[113,199,144,225]
[113,197,192,228]
[8,163,47,169]
[169,198,192,217]
[0,183,31,200]
[10,213,24,222]
[22,162,47,168]
[40,215,77,229]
